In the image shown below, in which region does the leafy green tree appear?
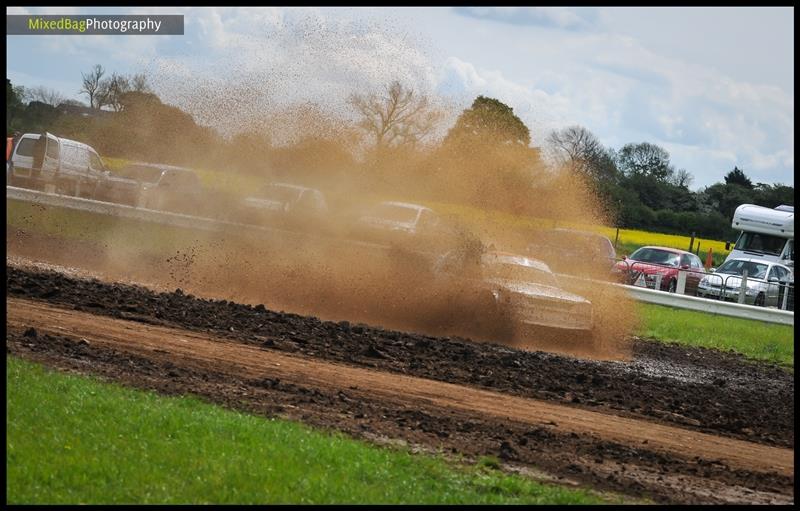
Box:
[7,79,25,132]
[615,142,674,181]
[444,95,530,149]
[724,166,753,189]
[753,183,793,208]
[703,181,755,221]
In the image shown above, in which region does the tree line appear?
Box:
[6,67,793,242]
[545,125,793,240]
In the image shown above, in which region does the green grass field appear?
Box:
[6,357,616,505]
[637,303,794,367]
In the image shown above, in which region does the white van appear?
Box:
[725,204,794,267]
[7,132,106,197]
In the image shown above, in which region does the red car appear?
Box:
[611,245,706,293]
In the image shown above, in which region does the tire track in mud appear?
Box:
[6,298,795,504]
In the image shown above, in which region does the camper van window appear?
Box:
[16,138,35,157]
[734,232,786,256]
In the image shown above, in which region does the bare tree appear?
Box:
[348,81,442,150]
[101,72,131,112]
[130,73,150,93]
[546,125,617,181]
[80,64,106,109]
[23,86,66,107]
[671,168,694,188]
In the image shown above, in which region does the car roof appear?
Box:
[126,161,194,172]
[162,166,195,174]
[723,258,788,267]
[266,182,314,192]
[380,201,432,212]
[638,245,696,256]
[23,133,94,152]
[483,251,552,273]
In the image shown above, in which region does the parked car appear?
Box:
[138,166,205,215]
[697,258,793,307]
[527,228,616,275]
[116,162,166,185]
[238,182,329,230]
[435,250,594,334]
[353,201,449,250]
[611,245,706,293]
[7,132,106,197]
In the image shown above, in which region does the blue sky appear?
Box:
[6,6,794,189]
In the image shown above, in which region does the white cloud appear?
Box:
[453,7,597,31]
[435,27,792,188]
[6,7,793,187]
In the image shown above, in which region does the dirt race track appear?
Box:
[5,261,795,504]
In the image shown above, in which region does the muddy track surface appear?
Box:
[5,264,795,504]
[6,299,794,505]
[6,264,794,449]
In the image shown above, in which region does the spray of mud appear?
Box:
[8,13,638,360]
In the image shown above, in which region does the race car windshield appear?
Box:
[629,248,680,267]
[716,260,768,279]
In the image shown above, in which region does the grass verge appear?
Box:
[6,357,614,504]
[637,303,794,367]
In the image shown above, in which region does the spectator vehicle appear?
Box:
[238,183,329,230]
[7,132,106,197]
[611,245,705,293]
[697,258,793,307]
[93,162,174,207]
[435,250,594,334]
[138,165,205,215]
[725,204,793,268]
[527,228,616,275]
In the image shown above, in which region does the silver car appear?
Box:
[697,258,793,307]
[436,250,594,333]
[239,183,329,229]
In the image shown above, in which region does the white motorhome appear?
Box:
[725,204,794,267]
[7,132,106,197]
